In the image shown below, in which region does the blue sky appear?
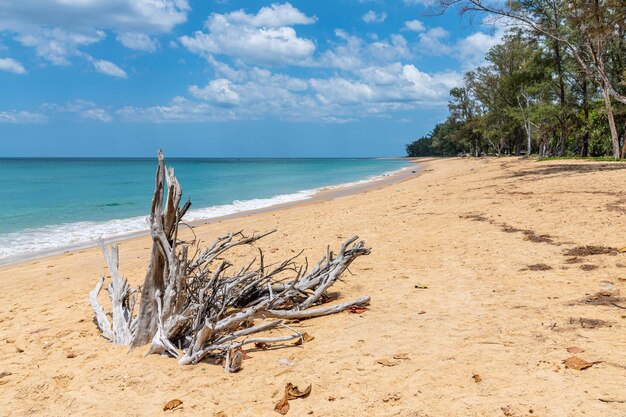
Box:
[0,0,504,157]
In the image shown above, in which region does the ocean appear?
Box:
[0,158,411,261]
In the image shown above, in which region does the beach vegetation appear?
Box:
[407,0,626,159]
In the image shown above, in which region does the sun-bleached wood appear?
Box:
[90,151,371,370]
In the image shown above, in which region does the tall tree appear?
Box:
[434,0,626,157]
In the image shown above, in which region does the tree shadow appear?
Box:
[507,163,626,180]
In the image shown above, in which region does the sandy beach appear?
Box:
[1,157,626,417]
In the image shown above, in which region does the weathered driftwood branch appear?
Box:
[90,151,371,370]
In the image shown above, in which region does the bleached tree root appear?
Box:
[89,151,371,370]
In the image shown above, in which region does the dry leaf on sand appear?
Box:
[566,346,584,354]
[294,333,315,346]
[392,353,409,360]
[618,246,626,253]
[564,356,594,370]
[274,395,290,415]
[274,383,311,414]
[377,358,400,367]
[286,383,311,399]
[501,406,513,416]
[163,399,183,411]
[347,306,368,314]
[472,373,482,383]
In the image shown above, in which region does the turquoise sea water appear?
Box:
[0,158,411,259]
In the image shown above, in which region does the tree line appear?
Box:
[406,0,626,158]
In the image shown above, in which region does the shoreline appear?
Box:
[0,160,420,268]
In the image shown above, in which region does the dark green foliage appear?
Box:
[406,121,467,156]
[406,136,434,157]
[408,1,626,159]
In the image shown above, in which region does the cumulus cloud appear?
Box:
[42,99,113,122]
[188,68,309,113]
[180,3,316,66]
[403,19,425,32]
[230,2,316,27]
[402,0,438,6]
[188,79,241,106]
[121,18,474,124]
[0,2,506,124]
[117,32,158,52]
[312,64,459,107]
[16,28,105,65]
[455,18,508,69]
[0,0,189,34]
[362,10,387,23]
[0,57,26,74]
[0,0,188,69]
[81,108,113,122]
[417,27,452,55]
[320,30,410,70]
[118,58,461,124]
[88,58,128,78]
[0,110,47,123]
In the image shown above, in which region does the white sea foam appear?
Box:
[0,166,410,262]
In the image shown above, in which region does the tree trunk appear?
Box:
[526,120,532,155]
[581,74,590,157]
[130,157,167,347]
[553,37,567,156]
[621,122,626,159]
[601,82,621,159]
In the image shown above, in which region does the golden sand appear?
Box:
[1,157,625,416]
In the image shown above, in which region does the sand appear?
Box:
[1,157,626,417]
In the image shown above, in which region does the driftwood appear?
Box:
[90,151,371,369]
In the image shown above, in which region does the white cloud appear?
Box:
[0,110,47,123]
[42,99,113,122]
[16,28,105,65]
[81,108,113,122]
[362,10,387,23]
[0,0,189,34]
[0,0,188,68]
[0,58,26,74]
[119,59,461,124]
[89,58,128,78]
[232,3,316,27]
[312,63,459,107]
[122,19,471,124]
[320,30,410,70]
[180,3,316,66]
[455,18,507,69]
[189,79,241,106]
[401,65,461,98]
[402,0,438,6]
[417,27,452,55]
[117,32,158,52]
[188,68,309,113]
[403,19,425,32]
[118,96,228,122]
[456,31,503,69]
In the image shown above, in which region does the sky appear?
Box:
[0,0,504,157]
